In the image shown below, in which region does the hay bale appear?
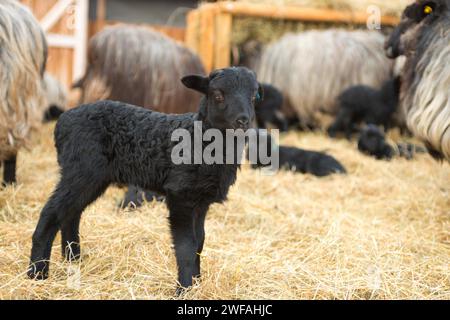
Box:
[77,25,206,114]
[0,0,47,161]
[233,0,410,16]
[256,29,394,126]
[228,0,409,47]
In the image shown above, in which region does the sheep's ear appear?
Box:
[181,75,209,95]
[257,82,264,101]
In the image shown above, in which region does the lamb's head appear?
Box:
[181,67,263,130]
[385,0,450,58]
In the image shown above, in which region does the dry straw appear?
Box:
[1,123,449,299]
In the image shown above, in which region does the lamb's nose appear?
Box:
[236,116,249,128]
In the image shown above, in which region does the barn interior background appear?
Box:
[1,0,447,300]
[19,0,408,88]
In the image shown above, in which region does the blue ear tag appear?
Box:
[256,92,261,101]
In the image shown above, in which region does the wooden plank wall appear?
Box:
[20,0,187,90]
[21,0,76,89]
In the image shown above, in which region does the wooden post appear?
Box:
[96,0,107,32]
[73,0,89,80]
[217,2,399,26]
[185,9,200,53]
[214,12,232,69]
[198,5,217,72]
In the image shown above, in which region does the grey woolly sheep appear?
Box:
[385,0,450,161]
[75,24,205,114]
[257,29,395,128]
[43,73,68,122]
[0,0,47,185]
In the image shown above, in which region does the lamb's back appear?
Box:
[54,100,196,167]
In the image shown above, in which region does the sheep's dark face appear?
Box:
[385,0,449,58]
[182,67,262,130]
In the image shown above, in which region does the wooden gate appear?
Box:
[20,0,89,88]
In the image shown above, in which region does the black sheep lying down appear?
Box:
[250,131,346,176]
[328,76,401,139]
[358,125,426,160]
[277,146,347,176]
[28,67,263,293]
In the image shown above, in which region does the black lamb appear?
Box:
[28,67,263,294]
[250,130,347,177]
[328,76,401,139]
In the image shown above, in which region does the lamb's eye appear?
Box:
[252,92,260,103]
[423,4,433,15]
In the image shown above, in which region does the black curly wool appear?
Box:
[28,67,262,293]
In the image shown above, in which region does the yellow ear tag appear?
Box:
[424,5,433,14]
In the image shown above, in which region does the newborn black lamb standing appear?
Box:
[28,67,262,293]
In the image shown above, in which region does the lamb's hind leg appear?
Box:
[28,177,108,279]
[60,179,109,261]
[61,214,81,261]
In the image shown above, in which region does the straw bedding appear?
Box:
[0,123,448,299]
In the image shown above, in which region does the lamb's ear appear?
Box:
[181,75,209,95]
[257,82,264,101]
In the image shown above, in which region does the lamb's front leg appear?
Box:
[193,204,209,279]
[167,199,197,294]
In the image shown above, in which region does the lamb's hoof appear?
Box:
[63,245,81,262]
[27,262,49,280]
[193,273,201,280]
[1,181,16,188]
[64,253,81,262]
[175,286,188,297]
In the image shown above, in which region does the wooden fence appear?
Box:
[185,1,400,72]
[20,0,89,89]
[20,1,400,88]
